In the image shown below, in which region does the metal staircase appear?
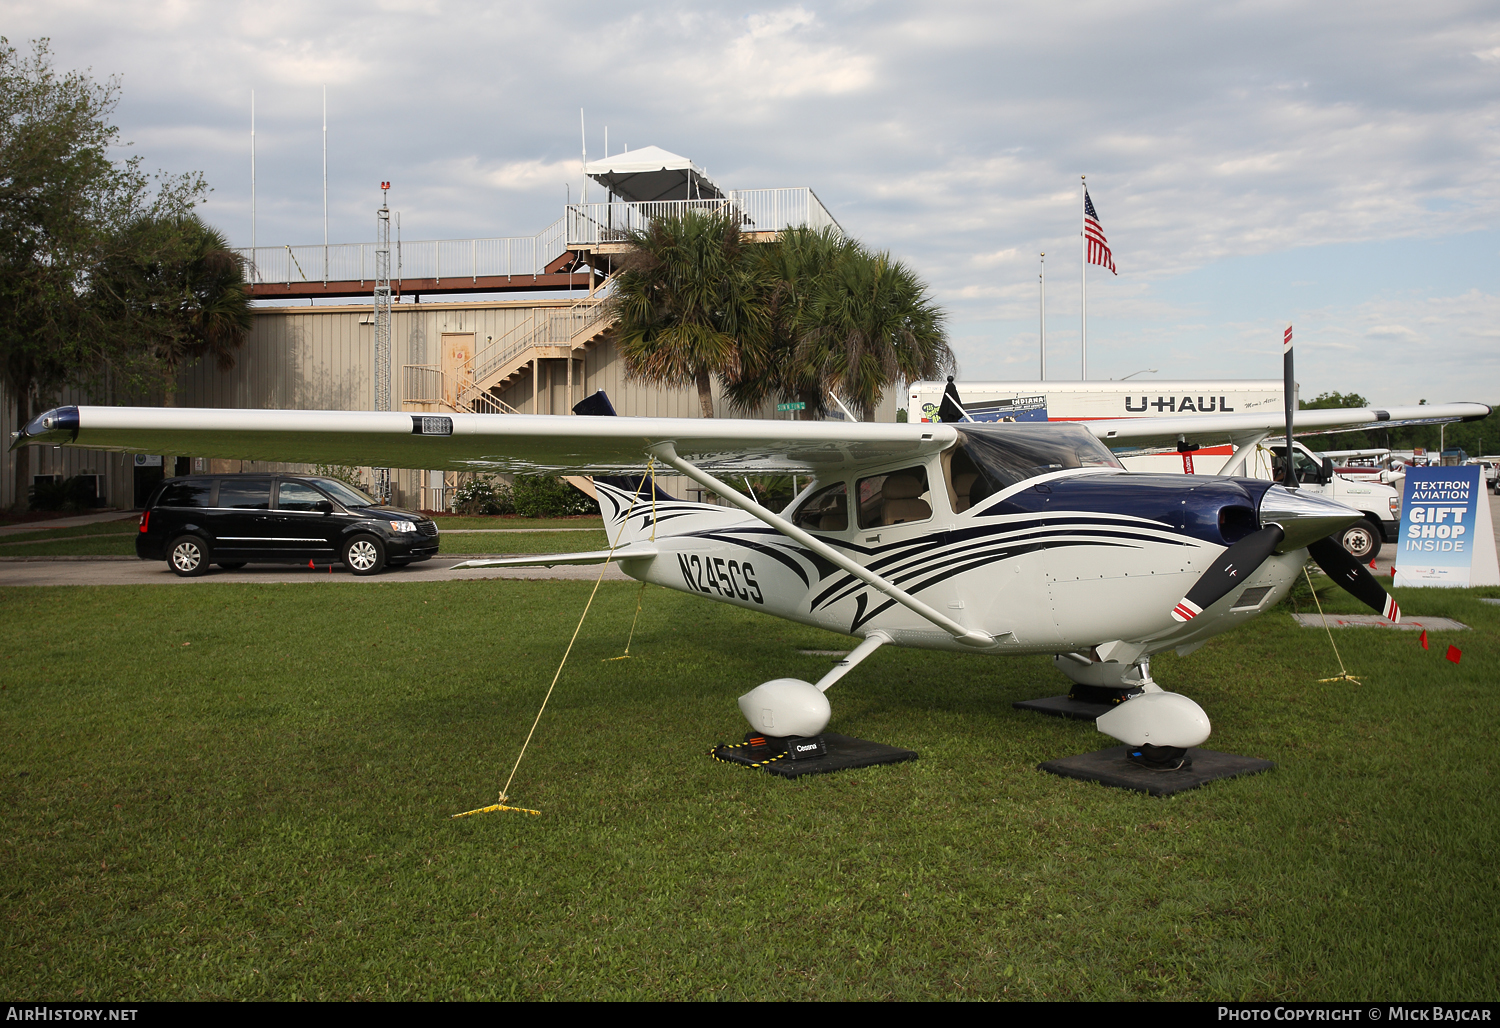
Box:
[400,288,616,416]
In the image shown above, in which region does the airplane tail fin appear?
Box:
[572,391,680,544]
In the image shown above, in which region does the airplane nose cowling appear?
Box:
[738,678,831,738]
[1257,485,1363,552]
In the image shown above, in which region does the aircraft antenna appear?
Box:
[1039,252,1046,380]
[373,183,393,504]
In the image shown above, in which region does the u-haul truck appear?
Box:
[908,379,1401,559]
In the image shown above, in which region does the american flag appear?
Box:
[1084,188,1116,275]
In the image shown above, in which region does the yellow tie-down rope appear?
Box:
[452,463,654,820]
[605,462,659,662]
[1303,564,1361,685]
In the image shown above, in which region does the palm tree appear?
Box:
[723,226,844,421]
[799,245,953,422]
[610,208,767,419]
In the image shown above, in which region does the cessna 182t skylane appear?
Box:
[15,389,1489,766]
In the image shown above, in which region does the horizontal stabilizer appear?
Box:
[450,545,658,570]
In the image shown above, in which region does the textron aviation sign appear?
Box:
[1394,466,1500,588]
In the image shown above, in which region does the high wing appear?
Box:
[1085,402,1490,454]
[15,401,1488,473]
[15,406,959,474]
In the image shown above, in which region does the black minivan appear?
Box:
[137,474,439,576]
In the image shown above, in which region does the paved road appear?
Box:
[3,492,1494,588]
[0,556,631,587]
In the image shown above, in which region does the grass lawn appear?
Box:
[0,535,139,557]
[0,520,139,541]
[438,531,608,555]
[1,578,1495,1000]
[429,516,604,531]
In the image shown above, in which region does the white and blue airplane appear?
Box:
[15,384,1488,766]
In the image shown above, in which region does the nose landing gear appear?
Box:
[1022,652,1274,796]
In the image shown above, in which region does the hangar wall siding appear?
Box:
[2,298,896,512]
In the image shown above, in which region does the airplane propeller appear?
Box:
[1282,323,1296,490]
[1171,321,1399,625]
[1170,524,1285,622]
[1306,536,1401,622]
[1170,521,1400,624]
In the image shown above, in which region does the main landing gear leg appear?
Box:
[737,631,892,737]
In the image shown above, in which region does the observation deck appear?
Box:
[234,146,839,301]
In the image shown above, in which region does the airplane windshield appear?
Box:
[949,423,1122,509]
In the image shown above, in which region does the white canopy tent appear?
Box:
[585,146,724,203]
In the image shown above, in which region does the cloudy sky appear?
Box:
[9,1,1499,404]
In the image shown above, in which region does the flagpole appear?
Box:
[1080,175,1087,380]
[1039,252,1047,380]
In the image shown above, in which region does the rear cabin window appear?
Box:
[856,467,932,529]
[156,483,216,510]
[217,478,272,510]
[156,481,214,508]
[792,482,848,532]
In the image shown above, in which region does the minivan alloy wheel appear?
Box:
[168,536,210,577]
[342,535,386,575]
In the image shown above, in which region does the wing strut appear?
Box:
[1222,432,1270,477]
[649,443,995,648]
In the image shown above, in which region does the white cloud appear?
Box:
[6,0,1499,400]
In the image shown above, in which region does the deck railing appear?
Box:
[232,187,840,285]
[563,187,840,247]
[234,218,566,286]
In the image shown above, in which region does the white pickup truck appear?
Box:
[1236,441,1401,561]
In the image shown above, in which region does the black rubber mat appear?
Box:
[1013,695,1115,722]
[710,733,917,779]
[1039,745,1275,797]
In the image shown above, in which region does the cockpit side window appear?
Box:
[944,445,991,513]
[791,481,849,533]
[856,467,932,529]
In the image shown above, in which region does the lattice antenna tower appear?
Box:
[373,182,393,503]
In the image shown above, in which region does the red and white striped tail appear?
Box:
[1383,596,1400,623]
[1170,599,1203,623]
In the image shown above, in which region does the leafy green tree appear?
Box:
[92,214,252,405]
[610,208,768,419]
[0,37,205,500]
